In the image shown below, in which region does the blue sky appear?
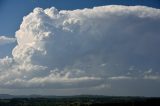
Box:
[0,0,160,96]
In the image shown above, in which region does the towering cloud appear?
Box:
[0,5,160,92]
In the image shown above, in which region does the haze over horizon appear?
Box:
[0,0,160,97]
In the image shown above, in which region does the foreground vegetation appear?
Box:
[0,96,160,106]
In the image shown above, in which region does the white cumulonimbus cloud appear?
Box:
[0,5,160,89]
[0,36,16,45]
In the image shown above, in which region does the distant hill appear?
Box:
[0,94,50,99]
[0,95,160,106]
[0,94,106,99]
[0,94,159,99]
[0,94,15,99]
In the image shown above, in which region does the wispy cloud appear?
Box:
[0,36,16,45]
[108,76,134,80]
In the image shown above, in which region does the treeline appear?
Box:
[0,96,160,106]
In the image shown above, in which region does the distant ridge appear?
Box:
[0,94,44,99]
[0,94,15,99]
[0,94,106,99]
[0,94,160,106]
[0,94,159,99]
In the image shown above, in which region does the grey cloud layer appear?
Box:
[0,5,160,90]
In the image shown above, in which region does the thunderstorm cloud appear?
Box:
[0,5,160,95]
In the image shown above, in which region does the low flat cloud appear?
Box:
[0,36,16,45]
[0,5,160,95]
[108,76,134,80]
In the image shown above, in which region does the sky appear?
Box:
[0,0,160,97]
